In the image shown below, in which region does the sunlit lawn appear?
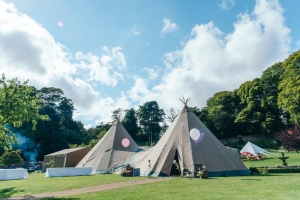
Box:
[46,174,300,200]
[1,151,300,199]
[243,151,300,168]
[0,173,147,198]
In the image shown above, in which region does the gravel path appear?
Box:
[4,178,172,200]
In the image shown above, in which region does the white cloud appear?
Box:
[0,0,130,124]
[127,76,151,102]
[0,1,76,81]
[143,67,160,80]
[84,124,93,129]
[76,91,132,125]
[74,49,125,87]
[0,0,293,126]
[131,25,140,36]
[161,18,177,35]
[218,0,235,10]
[129,0,291,112]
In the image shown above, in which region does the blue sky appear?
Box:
[1,0,299,128]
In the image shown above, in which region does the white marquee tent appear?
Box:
[240,141,272,157]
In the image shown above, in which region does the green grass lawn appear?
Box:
[0,173,147,198]
[244,151,300,168]
[46,174,300,200]
[1,151,300,199]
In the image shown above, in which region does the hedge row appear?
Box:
[250,167,300,174]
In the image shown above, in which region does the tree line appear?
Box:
[0,50,300,164]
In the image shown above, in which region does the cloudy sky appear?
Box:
[1,0,299,128]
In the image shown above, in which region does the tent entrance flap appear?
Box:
[170,149,181,176]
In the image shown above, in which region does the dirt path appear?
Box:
[5,178,173,200]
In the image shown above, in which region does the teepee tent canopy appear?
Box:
[131,104,250,177]
[76,120,141,174]
[240,142,272,157]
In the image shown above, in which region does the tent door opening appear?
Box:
[170,149,181,176]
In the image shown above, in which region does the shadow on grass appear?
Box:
[0,187,25,198]
[250,172,288,177]
[0,195,80,200]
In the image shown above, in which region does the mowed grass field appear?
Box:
[47,174,300,200]
[0,174,148,198]
[1,151,300,199]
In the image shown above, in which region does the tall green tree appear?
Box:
[235,63,285,136]
[206,91,240,138]
[87,130,107,148]
[190,106,214,131]
[259,62,285,133]
[0,74,48,150]
[111,108,123,122]
[235,79,263,135]
[19,87,85,160]
[122,108,139,141]
[82,122,112,144]
[278,50,300,125]
[166,108,177,123]
[137,101,165,142]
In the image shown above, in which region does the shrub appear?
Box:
[278,124,300,152]
[250,166,300,174]
[0,150,23,168]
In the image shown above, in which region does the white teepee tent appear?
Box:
[131,104,250,177]
[240,141,272,157]
[76,120,141,174]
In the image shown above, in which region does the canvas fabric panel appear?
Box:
[187,107,249,172]
[132,105,250,177]
[76,120,141,174]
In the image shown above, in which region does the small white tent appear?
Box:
[240,142,272,157]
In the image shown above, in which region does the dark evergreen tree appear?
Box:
[136,101,165,142]
[122,108,139,141]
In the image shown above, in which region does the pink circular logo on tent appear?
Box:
[122,138,130,147]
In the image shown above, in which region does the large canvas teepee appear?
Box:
[76,120,141,174]
[131,104,250,177]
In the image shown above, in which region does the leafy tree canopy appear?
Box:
[18,87,85,160]
[259,62,285,134]
[278,50,300,125]
[111,108,123,122]
[137,101,165,142]
[0,74,48,150]
[122,108,139,141]
[206,91,240,138]
[166,108,177,123]
[0,150,23,168]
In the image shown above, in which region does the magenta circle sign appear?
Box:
[122,138,130,147]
